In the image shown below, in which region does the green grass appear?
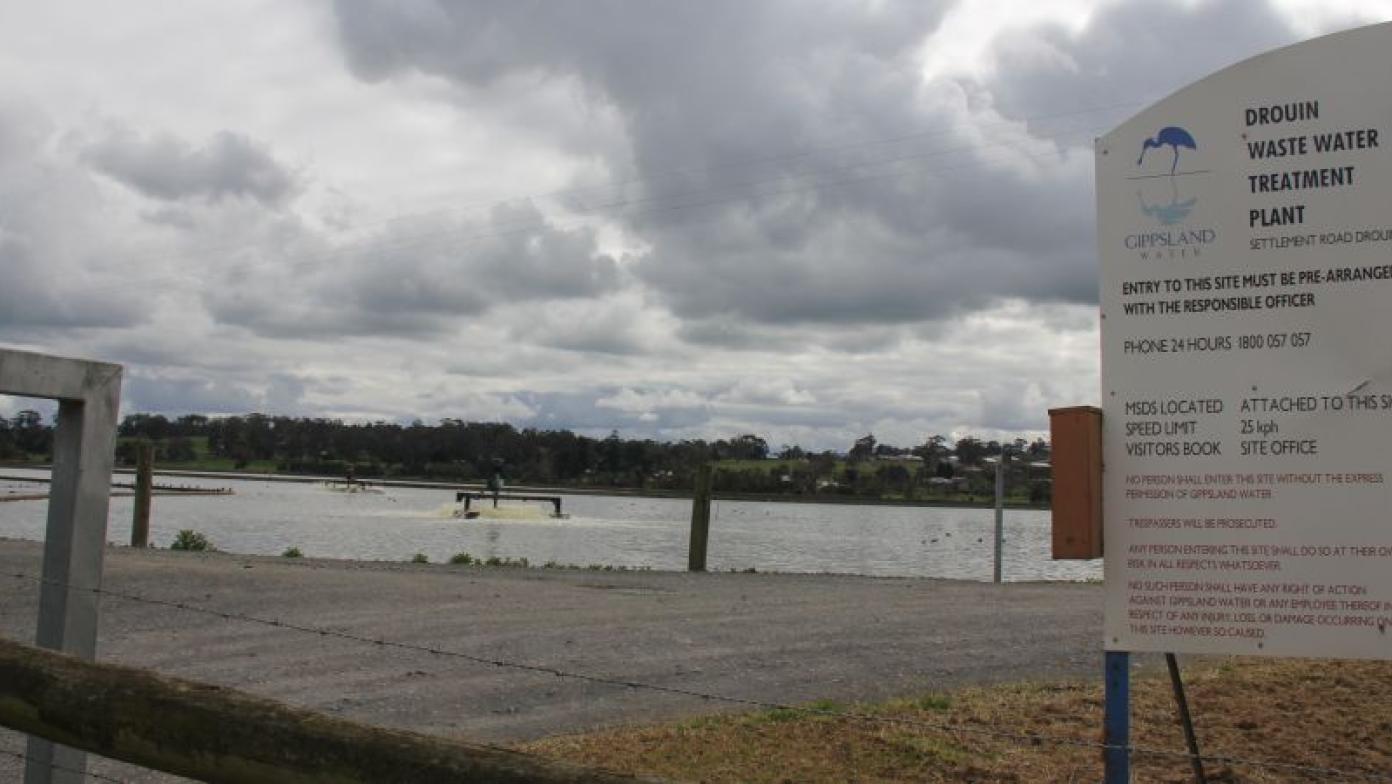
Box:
[915,694,952,712]
[483,555,530,568]
[169,529,212,551]
[173,457,279,472]
[714,458,808,472]
[114,435,278,472]
[526,659,1392,783]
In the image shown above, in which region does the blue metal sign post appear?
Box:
[1104,651,1130,783]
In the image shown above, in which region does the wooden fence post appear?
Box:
[130,443,153,548]
[993,452,1005,584]
[0,638,665,784]
[688,464,713,572]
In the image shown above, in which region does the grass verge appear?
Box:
[521,657,1392,782]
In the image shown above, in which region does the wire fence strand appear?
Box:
[7,570,1390,782]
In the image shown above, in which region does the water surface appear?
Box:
[0,468,1100,581]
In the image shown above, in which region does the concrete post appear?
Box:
[131,443,153,548]
[0,348,122,784]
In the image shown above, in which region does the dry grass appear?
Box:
[521,658,1392,782]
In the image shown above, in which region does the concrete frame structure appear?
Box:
[0,348,122,784]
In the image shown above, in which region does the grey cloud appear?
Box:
[505,296,655,356]
[326,1,1326,345]
[512,391,634,433]
[532,326,644,357]
[456,203,620,302]
[677,314,907,355]
[139,206,200,230]
[0,102,146,330]
[676,318,803,352]
[122,370,322,419]
[980,0,1300,124]
[204,290,453,340]
[0,396,57,422]
[328,1,1125,333]
[81,332,276,376]
[335,2,948,100]
[83,129,298,206]
[265,373,308,412]
[2,2,1334,449]
[202,201,620,339]
[977,381,1048,432]
[0,235,144,329]
[713,403,867,432]
[517,389,713,436]
[123,373,261,416]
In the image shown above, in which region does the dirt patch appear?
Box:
[522,657,1392,782]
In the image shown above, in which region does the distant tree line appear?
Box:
[0,410,52,460]
[2,411,1051,502]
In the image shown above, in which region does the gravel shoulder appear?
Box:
[0,538,1102,781]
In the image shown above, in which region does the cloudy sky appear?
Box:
[0,1,1383,451]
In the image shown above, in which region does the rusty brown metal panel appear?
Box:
[1049,406,1103,560]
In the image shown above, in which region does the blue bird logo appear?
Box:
[1137,126,1197,175]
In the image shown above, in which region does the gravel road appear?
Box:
[0,538,1104,781]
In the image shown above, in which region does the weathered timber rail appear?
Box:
[0,637,665,784]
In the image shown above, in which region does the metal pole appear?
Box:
[1166,653,1207,783]
[1104,651,1131,784]
[993,453,1004,583]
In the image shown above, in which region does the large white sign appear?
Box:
[1099,22,1392,658]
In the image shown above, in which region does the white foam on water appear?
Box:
[470,506,547,520]
[428,503,554,520]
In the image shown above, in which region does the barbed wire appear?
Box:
[8,570,1390,781]
[0,747,127,783]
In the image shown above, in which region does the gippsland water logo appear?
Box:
[1124,124,1216,259]
[1136,126,1197,175]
